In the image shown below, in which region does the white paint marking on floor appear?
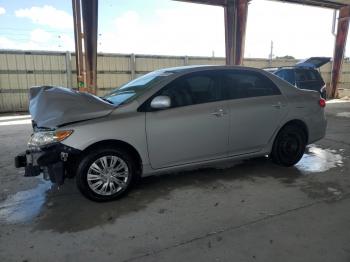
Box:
[327,99,350,104]
[0,119,32,126]
[336,112,350,118]
[0,115,31,121]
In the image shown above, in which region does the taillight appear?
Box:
[319,98,326,108]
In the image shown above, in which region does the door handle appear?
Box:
[272,102,286,109]
[211,109,226,117]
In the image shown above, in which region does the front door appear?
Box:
[145,71,229,169]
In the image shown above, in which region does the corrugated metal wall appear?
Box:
[0,49,349,112]
[0,50,69,112]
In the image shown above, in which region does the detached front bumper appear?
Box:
[15,143,81,185]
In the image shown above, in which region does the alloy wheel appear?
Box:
[87,155,129,196]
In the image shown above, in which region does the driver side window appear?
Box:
[159,71,221,108]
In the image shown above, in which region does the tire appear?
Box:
[270,124,306,167]
[76,147,137,202]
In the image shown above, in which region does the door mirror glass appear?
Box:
[150,96,171,109]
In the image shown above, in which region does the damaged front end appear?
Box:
[14,85,115,185]
[15,129,81,185]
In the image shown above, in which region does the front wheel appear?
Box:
[270,125,306,167]
[76,147,137,201]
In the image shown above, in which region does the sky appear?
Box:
[0,0,348,59]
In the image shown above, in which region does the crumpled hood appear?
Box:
[29,86,115,129]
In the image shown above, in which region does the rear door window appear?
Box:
[296,69,322,82]
[306,70,318,81]
[222,70,281,100]
[308,70,325,84]
[295,69,310,82]
[295,69,324,91]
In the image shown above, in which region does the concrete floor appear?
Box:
[0,101,350,262]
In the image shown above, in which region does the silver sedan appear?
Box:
[16,66,327,201]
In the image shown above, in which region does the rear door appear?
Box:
[221,70,288,156]
[145,70,229,169]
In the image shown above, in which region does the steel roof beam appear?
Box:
[177,0,346,9]
[270,0,346,9]
[174,0,227,6]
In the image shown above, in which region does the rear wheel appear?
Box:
[270,125,306,166]
[76,147,137,201]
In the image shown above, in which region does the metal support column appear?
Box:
[82,0,98,94]
[224,0,248,65]
[72,0,85,90]
[331,5,350,98]
[72,0,98,94]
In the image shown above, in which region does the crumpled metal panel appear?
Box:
[29,86,114,129]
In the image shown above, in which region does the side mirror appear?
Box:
[150,96,171,109]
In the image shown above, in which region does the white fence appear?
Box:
[0,49,349,112]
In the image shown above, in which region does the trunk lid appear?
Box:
[295,57,330,68]
[29,86,115,129]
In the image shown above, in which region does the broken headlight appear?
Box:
[28,130,73,147]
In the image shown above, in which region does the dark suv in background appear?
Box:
[265,57,330,99]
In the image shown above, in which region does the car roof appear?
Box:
[156,65,264,74]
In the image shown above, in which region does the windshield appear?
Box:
[103,71,172,106]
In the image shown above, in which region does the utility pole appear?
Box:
[269,40,274,66]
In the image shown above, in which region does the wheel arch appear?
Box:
[278,119,309,143]
[82,139,143,174]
